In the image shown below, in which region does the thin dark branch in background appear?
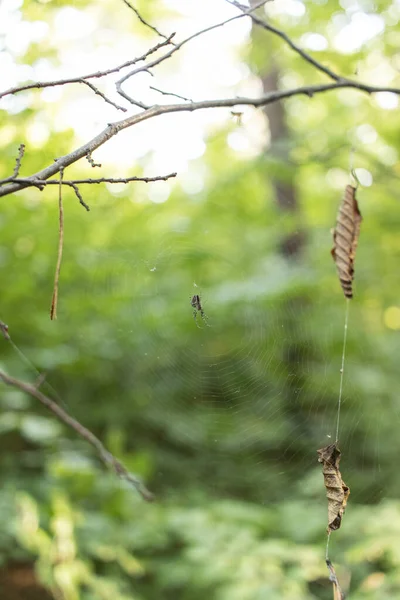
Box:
[121,0,173,43]
[115,0,270,104]
[50,168,64,321]
[227,0,341,82]
[86,152,102,168]
[0,35,175,101]
[150,86,193,102]
[0,144,25,184]
[0,368,154,501]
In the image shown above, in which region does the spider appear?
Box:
[191,294,209,328]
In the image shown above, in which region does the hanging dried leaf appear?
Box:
[317,443,350,533]
[331,185,362,299]
[326,559,345,600]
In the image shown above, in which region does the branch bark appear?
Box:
[2,79,400,199]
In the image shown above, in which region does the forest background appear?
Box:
[0,0,400,598]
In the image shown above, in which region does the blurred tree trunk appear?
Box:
[260,67,305,258]
[0,563,54,600]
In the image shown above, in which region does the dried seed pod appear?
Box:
[331,185,362,299]
[318,443,350,533]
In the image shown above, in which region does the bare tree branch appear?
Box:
[227,0,342,82]
[0,35,175,102]
[0,368,154,501]
[121,0,173,42]
[12,174,177,185]
[6,172,177,199]
[2,78,400,199]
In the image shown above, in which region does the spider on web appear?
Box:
[190,294,209,328]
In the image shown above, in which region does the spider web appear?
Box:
[1,0,398,561]
[62,185,393,514]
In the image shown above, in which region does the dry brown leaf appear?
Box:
[318,443,350,533]
[331,185,362,299]
[326,559,345,600]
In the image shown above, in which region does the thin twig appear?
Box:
[227,0,341,82]
[37,173,178,185]
[6,172,177,210]
[81,80,127,111]
[121,0,172,42]
[116,0,269,104]
[149,86,193,102]
[50,169,64,320]
[0,35,175,101]
[68,183,90,211]
[0,368,154,501]
[9,171,177,193]
[0,144,25,184]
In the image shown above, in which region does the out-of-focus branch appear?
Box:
[0,368,154,501]
[226,0,342,82]
[121,0,173,42]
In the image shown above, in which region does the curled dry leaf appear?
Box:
[331,185,362,299]
[317,443,350,533]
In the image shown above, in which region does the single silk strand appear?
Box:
[335,299,350,444]
[325,531,331,561]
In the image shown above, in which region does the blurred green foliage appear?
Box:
[1,0,400,598]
